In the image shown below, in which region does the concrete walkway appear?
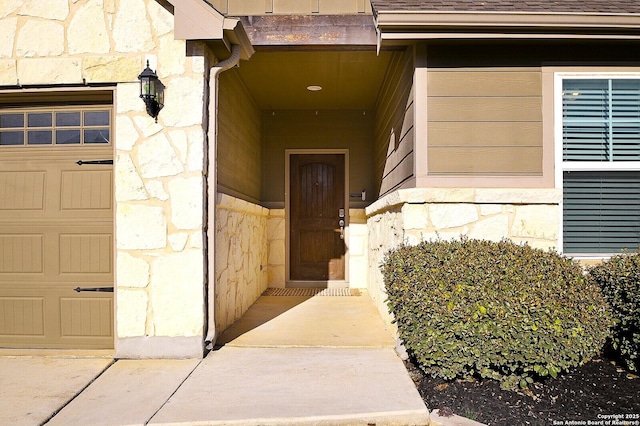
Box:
[1,290,463,425]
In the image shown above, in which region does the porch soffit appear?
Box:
[234,49,396,110]
[230,14,398,111]
[161,1,393,111]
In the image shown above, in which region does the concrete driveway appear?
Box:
[0,354,113,426]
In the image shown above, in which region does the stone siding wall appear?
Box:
[1,0,211,357]
[366,188,561,332]
[348,209,369,288]
[267,209,286,288]
[0,0,178,87]
[215,194,269,334]
[367,207,405,333]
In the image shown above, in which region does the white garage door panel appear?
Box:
[0,295,44,336]
[0,144,113,349]
[61,169,112,212]
[0,224,112,280]
[0,171,45,210]
[0,289,112,348]
[60,297,113,337]
[0,233,43,273]
[60,233,112,274]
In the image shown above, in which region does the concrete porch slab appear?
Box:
[217,292,396,348]
[149,346,431,426]
[0,356,112,426]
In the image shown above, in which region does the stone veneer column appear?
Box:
[112,1,210,357]
[0,0,213,358]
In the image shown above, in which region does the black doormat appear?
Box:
[262,288,361,296]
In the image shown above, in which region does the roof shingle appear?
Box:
[370,0,640,14]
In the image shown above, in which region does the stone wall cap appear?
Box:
[217,193,269,216]
[366,188,562,216]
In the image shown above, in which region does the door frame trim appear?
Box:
[285,149,350,288]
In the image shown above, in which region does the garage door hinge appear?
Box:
[76,159,113,166]
[74,287,114,293]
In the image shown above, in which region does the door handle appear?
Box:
[338,207,345,240]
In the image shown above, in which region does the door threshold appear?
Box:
[286,280,348,289]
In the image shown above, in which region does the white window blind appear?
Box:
[562,78,640,254]
[563,171,640,253]
[563,79,640,162]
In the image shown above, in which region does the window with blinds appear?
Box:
[561,78,640,254]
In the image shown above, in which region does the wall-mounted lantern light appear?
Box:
[138,60,164,122]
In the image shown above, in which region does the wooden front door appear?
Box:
[290,154,345,281]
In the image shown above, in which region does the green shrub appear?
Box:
[381,238,612,390]
[587,252,640,372]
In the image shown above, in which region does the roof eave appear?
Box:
[162,0,254,59]
[374,11,640,41]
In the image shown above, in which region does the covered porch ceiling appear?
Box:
[235,48,397,110]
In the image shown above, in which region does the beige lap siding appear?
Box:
[427,69,543,176]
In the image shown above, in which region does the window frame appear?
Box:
[0,106,113,147]
[554,72,640,258]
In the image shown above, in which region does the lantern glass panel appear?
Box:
[148,78,156,99]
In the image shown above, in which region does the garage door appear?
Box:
[0,105,113,349]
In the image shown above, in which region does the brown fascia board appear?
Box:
[374,11,640,40]
[238,15,378,46]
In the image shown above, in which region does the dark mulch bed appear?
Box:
[407,356,640,426]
